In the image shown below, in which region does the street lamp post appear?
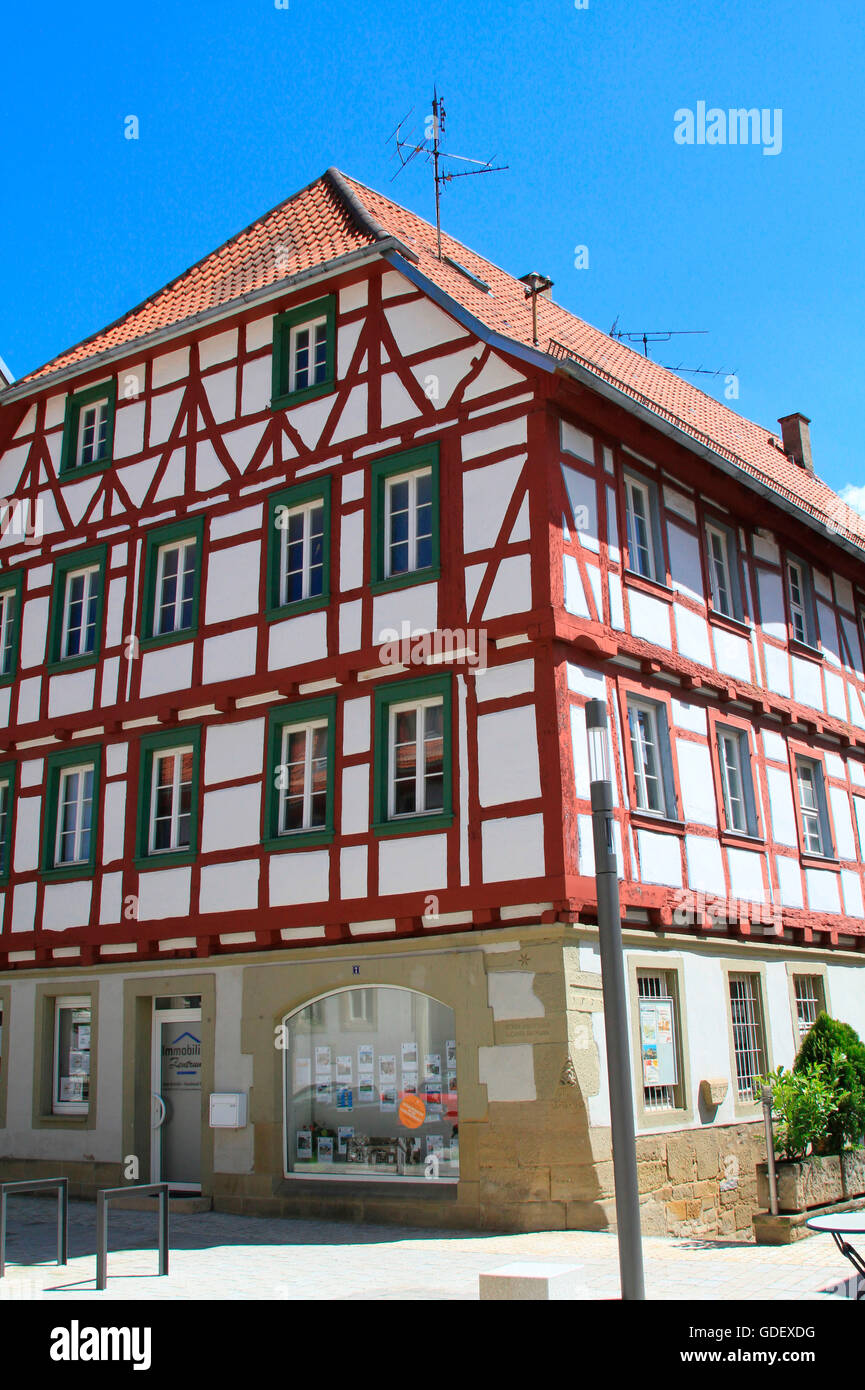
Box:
[585,697,645,1301]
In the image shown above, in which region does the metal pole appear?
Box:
[96,1189,107,1291]
[158,1186,169,1277]
[762,1086,779,1216]
[586,698,645,1301]
[58,1178,69,1266]
[0,1188,6,1279]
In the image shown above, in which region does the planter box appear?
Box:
[841,1149,865,1201]
[757,1154,843,1212]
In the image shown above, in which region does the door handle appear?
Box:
[151,1092,166,1129]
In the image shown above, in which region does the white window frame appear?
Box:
[278,499,325,606]
[0,775,10,868]
[717,726,754,835]
[277,718,329,834]
[76,398,110,468]
[706,522,737,618]
[0,587,15,676]
[289,315,328,394]
[728,972,767,1102]
[54,764,94,867]
[149,746,194,855]
[628,698,670,816]
[384,467,433,580]
[387,696,445,819]
[793,974,825,1039]
[624,474,658,581]
[795,757,832,858]
[61,564,100,660]
[786,558,813,646]
[154,538,197,636]
[52,996,91,1116]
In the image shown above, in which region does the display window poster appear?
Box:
[380,1086,397,1112]
[639,998,677,1088]
[315,1046,332,1073]
[296,1131,313,1159]
[424,1054,441,1079]
[315,1081,333,1105]
[378,1054,396,1081]
[401,1042,418,1067]
[446,1041,456,1069]
[76,1025,91,1051]
[401,1070,418,1095]
[337,1087,353,1110]
[59,1077,86,1103]
[336,1055,353,1083]
[358,1077,375,1104]
[426,1135,444,1156]
[447,1072,457,1093]
[317,1136,334,1162]
[68,1051,89,1075]
[426,1089,442,1113]
[358,1045,374,1068]
[338,1127,355,1155]
[294,1057,312,1090]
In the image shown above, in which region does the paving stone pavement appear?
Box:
[0,1197,856,1301]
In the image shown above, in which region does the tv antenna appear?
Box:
[387,89,508,259]
[608,322,709,359]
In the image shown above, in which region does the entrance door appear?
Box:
[151,1001,202,1191]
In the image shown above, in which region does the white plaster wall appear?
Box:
[102,782,126,864]
[791,656,823,711]
[378,833,447,895]
[805,868,841,914]
[201,784,261,852]
[340,844,368,899]
[487,972,544,1021]
[676,740,717,825]
[685,835,726,895]
[667,524,703,601]
[560,421,594,463]
[341,764,369,836]
[481,814,545,882]
[269,610,328,669]
[342,697,370,755]
[19,596,49,668]
[139,643,194,697]
[637,829,682,887]
[199,859,260,914]
[713,629,751,681]
[477,1044,536,1102]
[482,555,532,621]
[763,644,791,697]
[775,855,804,907]
[477,706,540,807]
[42,880,92,931]
[372,583,437,644]
[48,669,97,718]
[270,850,330,905]
[205,541,261,624]
[726,847,767,902]
[340,510,364,591]
[204,720,265,785]
[766,767,798,846]
[463,456,525,553]
[13,797,41,873]
[137,867,192,920]
[629,591,672,649]
[563,555,591,619]
[202,627,257,685]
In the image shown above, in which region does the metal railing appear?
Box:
[96,1183,169,1292]
[0,1177,69,1278]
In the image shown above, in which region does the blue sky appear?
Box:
[2,0,863,504]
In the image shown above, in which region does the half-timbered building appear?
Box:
[0,168,863,1236]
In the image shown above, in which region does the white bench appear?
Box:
[479,1260,584,1300]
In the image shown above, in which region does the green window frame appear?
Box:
[47,546,107,672]
[262,696,336,850]
[60,380,117,477]
[0,570,23,686]
[266,478,332,619]
[135,727,202,869]
[0,761,16,883]
[140,516,205,649]
[41,745,102,881]
[271,295,336,409]
[373,673,453,836]
[370,444,440,594]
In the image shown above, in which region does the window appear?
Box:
[371,445,440,591]
[267,480,331,617]
[728,973,766,1102]
[374,675,453,832]
[283,987,458,1180]
[0,763,14,881]
[0,572,22,682]
[140,518,204,645]
[271,296,336,408]
[627,697,676,818]
[624,473,660,581]
[795,757,833,857]
[136,730,201,866]
[793,975,825,1039]
[53,997,91,1114]
[786,557,816,646]
[42,748,101,877]
[263,698,336,847]
[60,381,116,475]
[705,521,743,620]
[49,547,106,668]
[637,971,683,1111]
[717,726,758,836]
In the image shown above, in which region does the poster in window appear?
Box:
[379,1054,396,1082]
[315,1080,333,1105]
[401,1042,418,1068]
[337,1087,353,1110]
[446,1040,456,1069]
[315,1046,332,1074]
[639,998,677,1088]
[59,1077,86,1103]
[401,1069,418,1096]
[336,1055,353,1083]
[424,1054,441,1080]
[380,1085,397,1112]
[67,1050,89,1076]
[447,1072,457,1094]
[75,1024,91,1051]
[358,1075,375,1104]
[297,1130,313,1160]
[358,1045,374,1068]
[317,1136,334,1163]
[294,1057,311,1090]
[338,1126,354,1155]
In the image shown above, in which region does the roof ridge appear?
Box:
[325,167,389,245]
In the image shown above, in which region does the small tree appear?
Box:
[794,1014,865,1151]
[757,1063,838,1160]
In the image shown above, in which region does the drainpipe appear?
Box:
[762,1086,779,1216]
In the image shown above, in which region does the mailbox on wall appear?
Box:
[209,1092,248,1129]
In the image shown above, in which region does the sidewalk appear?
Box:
[0,1197,854,1301]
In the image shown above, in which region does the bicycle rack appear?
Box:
[0,1177,69,1278]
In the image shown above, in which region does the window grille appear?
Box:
[637,972,678,1110]
[729,973,766,1101]
[793,975,824,1038]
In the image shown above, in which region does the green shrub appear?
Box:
[793,1014,865,1151]
[757,1063,839,1160]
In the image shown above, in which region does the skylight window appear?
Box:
[442,256,490,293]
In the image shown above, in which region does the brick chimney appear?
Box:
[778,413,814,473]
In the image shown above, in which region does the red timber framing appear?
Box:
[1,218,865,975]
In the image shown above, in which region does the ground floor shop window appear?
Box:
[53,997,91,1114]
[283,987,458,1179]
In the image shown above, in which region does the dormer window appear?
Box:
[60,381,116,475]
[271,296,336,408]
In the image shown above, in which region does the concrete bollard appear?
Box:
[479,1261,584,1300]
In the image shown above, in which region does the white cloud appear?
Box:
[839,484,865,517]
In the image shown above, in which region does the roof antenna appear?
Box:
[609,326,709,359]
[388,88,508,259]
